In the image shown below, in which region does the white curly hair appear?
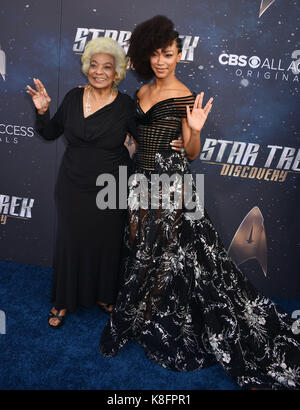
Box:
[81,37,127,86]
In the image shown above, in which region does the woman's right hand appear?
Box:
[26,78,51,114]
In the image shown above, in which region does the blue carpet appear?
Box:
[0,260,298,390]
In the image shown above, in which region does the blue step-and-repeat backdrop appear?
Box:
[0,0,299,298]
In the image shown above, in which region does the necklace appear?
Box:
[85,86,113,117]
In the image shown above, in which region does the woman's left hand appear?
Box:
[186,92,213,132]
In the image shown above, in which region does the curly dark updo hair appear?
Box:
[127,15,182,81]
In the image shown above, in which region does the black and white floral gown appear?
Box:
[100,92,300,389]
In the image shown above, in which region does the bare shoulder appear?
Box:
[156,86,192,101]
[172,81,192,98]
[136,84,151,99]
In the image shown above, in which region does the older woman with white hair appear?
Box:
[26,37,136,327]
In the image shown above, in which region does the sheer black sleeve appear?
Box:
[174,94,196,119]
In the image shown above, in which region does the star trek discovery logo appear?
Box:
[0,194,35,225]
[200,140,300,182]
[73,28,199,62]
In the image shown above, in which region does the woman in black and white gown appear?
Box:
[100,16,300,390]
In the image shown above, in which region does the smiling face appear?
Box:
[149,40,182,79]
[87,53,117,89]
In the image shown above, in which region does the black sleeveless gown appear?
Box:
[99,92,300,389]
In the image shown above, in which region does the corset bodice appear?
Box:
[134,92,196,170]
